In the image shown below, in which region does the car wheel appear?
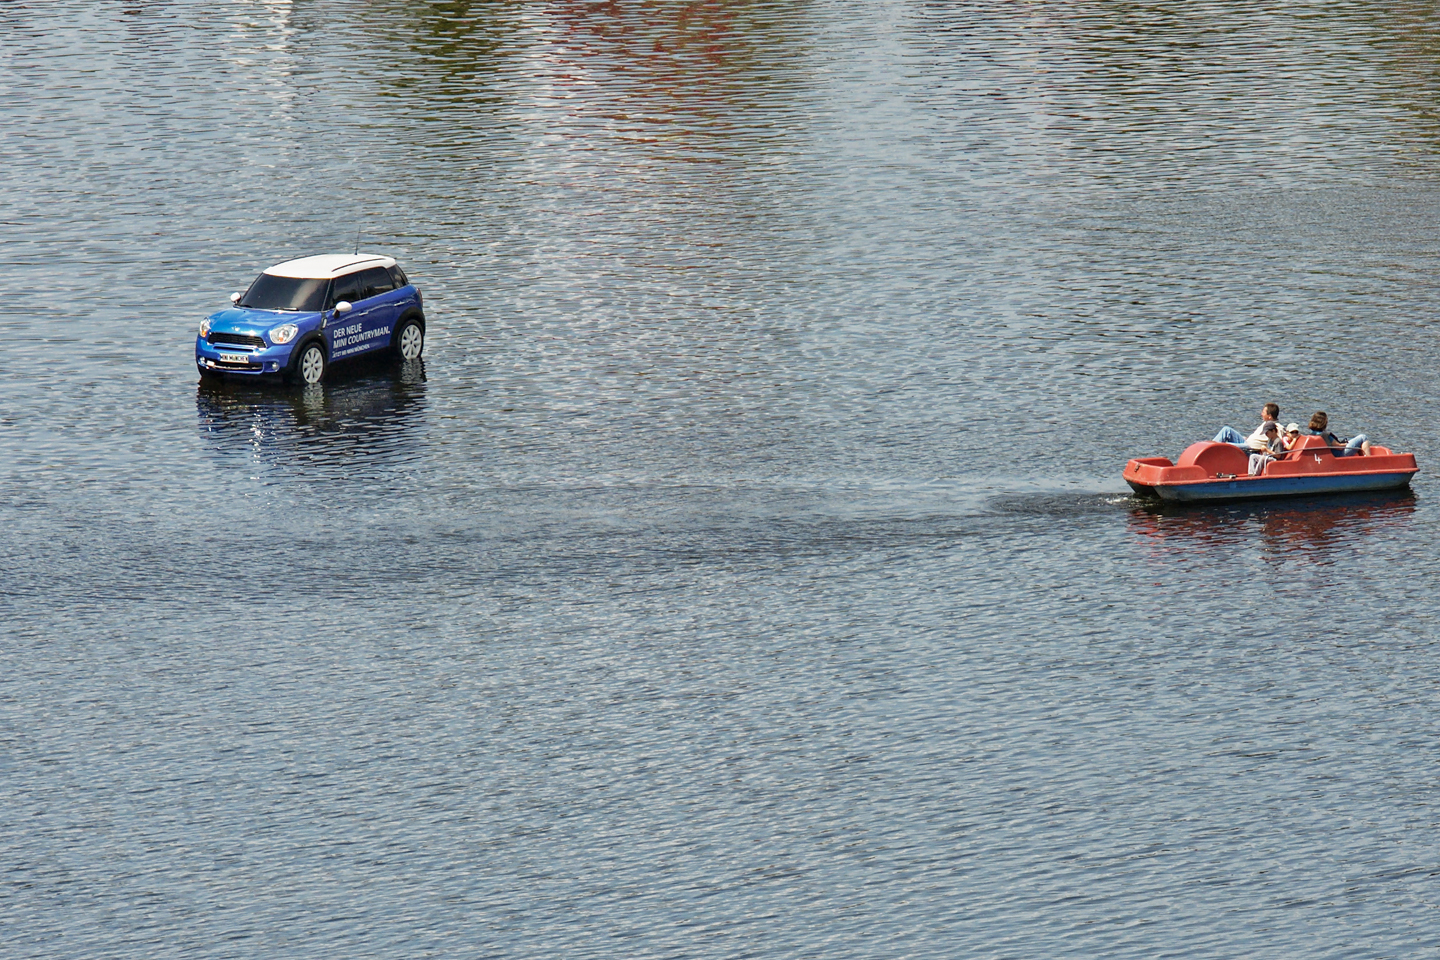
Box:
[393,319,424,361]
[295,342,326,384]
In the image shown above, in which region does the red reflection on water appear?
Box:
[1127,492,1417,557]
[552,0,738,66]
[541,0,793,134]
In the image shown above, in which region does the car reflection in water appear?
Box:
[197,354,428,479]
[1128,490,1418,559]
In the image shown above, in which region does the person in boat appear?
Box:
[1281,423,1303,451]
[1214,402,1281,450]
[1308,411,1371,457]
[1247,421,1285,475]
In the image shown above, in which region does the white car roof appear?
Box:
[263,254,398,279]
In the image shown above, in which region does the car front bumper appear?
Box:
[195,336,295,377]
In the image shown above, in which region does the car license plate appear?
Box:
[219,353,251,364]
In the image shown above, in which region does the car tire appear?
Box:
[292,341,327,385]
[393,317,424,361]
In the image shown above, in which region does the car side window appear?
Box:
[388,265,409,288]
[330,272,365,306]
[355,267,395,301]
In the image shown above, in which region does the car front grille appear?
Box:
[207,331,266,349]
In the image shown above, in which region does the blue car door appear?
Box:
[326,270,367,361]
[327,267,397,360]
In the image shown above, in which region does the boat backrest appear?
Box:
[1176,441,1249,476]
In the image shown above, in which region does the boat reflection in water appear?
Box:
[196,357,428,479]
[1127,489,1418,558]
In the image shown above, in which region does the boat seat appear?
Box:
[1290,435,1331,453]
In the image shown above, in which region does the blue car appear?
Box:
[197,254,424,384]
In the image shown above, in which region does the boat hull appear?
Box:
[1129,470,1415,502]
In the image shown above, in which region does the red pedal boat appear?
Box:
[1125,435,1418,502]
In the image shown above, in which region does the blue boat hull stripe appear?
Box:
[1133,472,1415,502]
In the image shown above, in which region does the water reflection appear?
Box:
[1127,490,1418,556]
[544,1,810,143]
[379,1,521,116]
[899,1,1440,192]
[196,359,428,476]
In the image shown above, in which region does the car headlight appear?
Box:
[200,317,212,337]
[270,323,298,345]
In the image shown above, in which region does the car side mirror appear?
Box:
[229,292,241,305]
[334,301,352,314]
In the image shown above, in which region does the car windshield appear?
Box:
[240,273,329,311]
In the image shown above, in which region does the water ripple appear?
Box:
[5,3,1440,958]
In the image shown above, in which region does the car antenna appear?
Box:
[354,227,361,256]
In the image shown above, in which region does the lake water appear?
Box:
[5,3,1440,957]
